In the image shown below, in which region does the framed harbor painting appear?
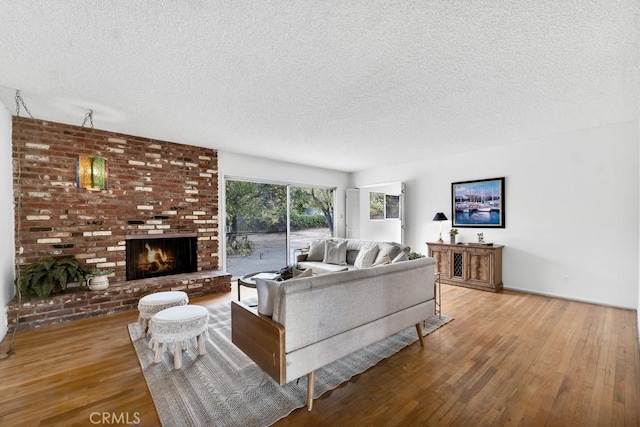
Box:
[451,177,505,228]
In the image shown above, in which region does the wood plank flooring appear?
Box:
[0,283,638,426]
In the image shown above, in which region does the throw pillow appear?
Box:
[392,251,409,263]
[323,240,347,265]
[371,254,391,267]
[307,240,326,261]
[293,267,312,278]
[354,245,380,269]
[374,243,402,265]
[255,278,281,317]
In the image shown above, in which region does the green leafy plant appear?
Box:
[87,268,114,277]
[18,257,90,299]
[449,228,459,236]
[226,235,255,256]
[408,252,425,260]
[289,212,328,230]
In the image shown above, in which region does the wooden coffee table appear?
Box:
[237,271,281,301]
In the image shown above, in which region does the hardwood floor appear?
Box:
[1,283,638,426]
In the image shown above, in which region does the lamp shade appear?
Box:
[432,212,448,221]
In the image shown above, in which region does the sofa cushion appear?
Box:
[374,243,402,265]
[255,270,312,316]
[323,240,347,265]
[392,251,409,263]
[371,254,391,266]
[254,278,281,317]
[293,267,313,278]
[307,239,326,261]
[354,245,379,269]
[344,239,372,251]
[297,261,351,275]
[341,239,365,265]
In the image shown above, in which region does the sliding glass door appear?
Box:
[289,186,334,262]
[224,179,334,278]
[225,181,287,278]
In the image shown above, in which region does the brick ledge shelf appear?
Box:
[8,270,231,332]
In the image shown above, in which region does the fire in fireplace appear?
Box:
[126,236,197,281]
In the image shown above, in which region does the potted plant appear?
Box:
[18,257,90,299]
[87,268,114,291]
[449,228,459,244]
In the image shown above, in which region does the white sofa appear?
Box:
[231,256,435,409]
[296,237,411,274]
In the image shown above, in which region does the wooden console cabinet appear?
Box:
[427,242,503,292]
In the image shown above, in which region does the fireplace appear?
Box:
[126,235,197,281]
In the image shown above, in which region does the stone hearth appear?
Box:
[8,271,230,331]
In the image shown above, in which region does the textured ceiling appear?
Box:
[0,1,638,172]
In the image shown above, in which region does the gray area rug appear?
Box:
[128,299,453,427]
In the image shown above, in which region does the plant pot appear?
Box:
[450,235,456,244]
[88,276,109,291]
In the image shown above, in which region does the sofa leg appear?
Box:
[307,371,315,411]
[415,323,424,347]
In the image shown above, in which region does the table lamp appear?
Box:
[432,212,448,243]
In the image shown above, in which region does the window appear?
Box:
[224,178,335,278]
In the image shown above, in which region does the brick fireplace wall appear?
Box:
[9,117,230,330]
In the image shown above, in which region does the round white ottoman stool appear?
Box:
[137,291,189,337]
[148,304,209,369]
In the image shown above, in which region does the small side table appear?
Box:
[237,271,280,301]
[148,304,209,369]
[137,291,189,337]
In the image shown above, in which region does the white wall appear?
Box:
[352,121,639,309]
[0,105,14,341]
[355,182,404,244]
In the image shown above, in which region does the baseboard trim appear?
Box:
[0,322,7,344]
[502,286,636,311]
